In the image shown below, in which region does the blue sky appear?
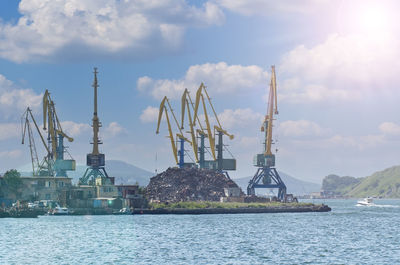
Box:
[1,0,400,184]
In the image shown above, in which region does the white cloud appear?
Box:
[0,0,224,62]
[379,122,400,136]
[279,34,400,103]
[137,62,269,99]
[0,74,42,116]
[237,136,259,148]
[217,0,330,16]
[217,108,263,130]
[0,123,19,141]
[279,120,328,137]
[103,121,125,138]
[61,121,91,137]
[140,106,159,123]
[61,120,124,140]
[0,149,23,159]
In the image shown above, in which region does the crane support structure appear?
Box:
[79,68,110,185]
[22,107,53,176]
[43,90,76,177]
[247,66,287,200]
[157,96,192,168]
[181,88,209,168]
[193,83,235,172]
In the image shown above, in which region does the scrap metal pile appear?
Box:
[145,167,242,202]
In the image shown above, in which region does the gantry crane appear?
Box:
[79,68,111,185]
[181,88,212,169]
[181,88,215,168]
[43,90,76,177]
[247,65,287,200]
[193,83,236,173]
[157,96,192,168]
[22,107,53,176]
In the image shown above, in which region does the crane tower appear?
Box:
[79,68,110,185]
[247,66,287,200]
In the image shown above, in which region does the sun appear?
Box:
[338,1,395,38]
[358,6,389,34]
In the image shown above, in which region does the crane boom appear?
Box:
[181,89,199,162]
[157,96,191,165]
[193,83,234,161]
[157,97,179,164]
[22,107,52,176]
[43,90,74,160]
[264,65,278,156]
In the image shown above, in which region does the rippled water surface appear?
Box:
[1,199,400,264]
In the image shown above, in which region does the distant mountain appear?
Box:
[66,160,154,186]
[233,171,321,196]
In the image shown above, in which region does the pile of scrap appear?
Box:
[145,167,243,202]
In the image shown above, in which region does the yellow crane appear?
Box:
[42,89,75,176]
[43,90,73,159]
[193,83,235,171]
[157,96,192,167]
[181,88,198,162]
[262,65,278,156]
[247,65,287,200]
[181,88,209,168]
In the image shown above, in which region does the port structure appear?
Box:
[21,90,76,177]
[43,90,76,177]
[181,88,208,169]
[156,96,193,168]
[247,66,287,200]
[193,83,236,175]
[79,68,110,185]
[22,107,53,176]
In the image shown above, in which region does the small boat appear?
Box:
[50,206,70,215]
[356,197,375,206]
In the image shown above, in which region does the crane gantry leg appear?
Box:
[247,166,286,200]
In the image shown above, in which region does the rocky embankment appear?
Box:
[133,204,331,215]
[145,167,243,202]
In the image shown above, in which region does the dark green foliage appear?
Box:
[322,174,362,195]
[3,169,23,199]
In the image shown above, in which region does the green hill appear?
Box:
[321,165,400,198]
[322,174,362,196]
[347,166,400,198]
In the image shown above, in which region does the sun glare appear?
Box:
[338,1,396,39]
[359,6,389,34]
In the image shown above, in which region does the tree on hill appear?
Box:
[322,174,362,196]
[3,169,23,200]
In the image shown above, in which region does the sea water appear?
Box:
[1,199,400,264]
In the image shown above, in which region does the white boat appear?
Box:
[356,197,375,206]
[51,206,70,215]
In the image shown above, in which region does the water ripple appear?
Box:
[1,199,400,264]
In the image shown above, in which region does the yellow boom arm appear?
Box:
[43,90,74,159]
[181,89,199,162]
[264,65,278,155]
[193,83,234,160]
[157,96,192,165]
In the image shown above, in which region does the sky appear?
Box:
[0,0,400,184]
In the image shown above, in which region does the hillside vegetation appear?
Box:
[322,166,400,198]
[347,166,400,198]
[322,175,362,196]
